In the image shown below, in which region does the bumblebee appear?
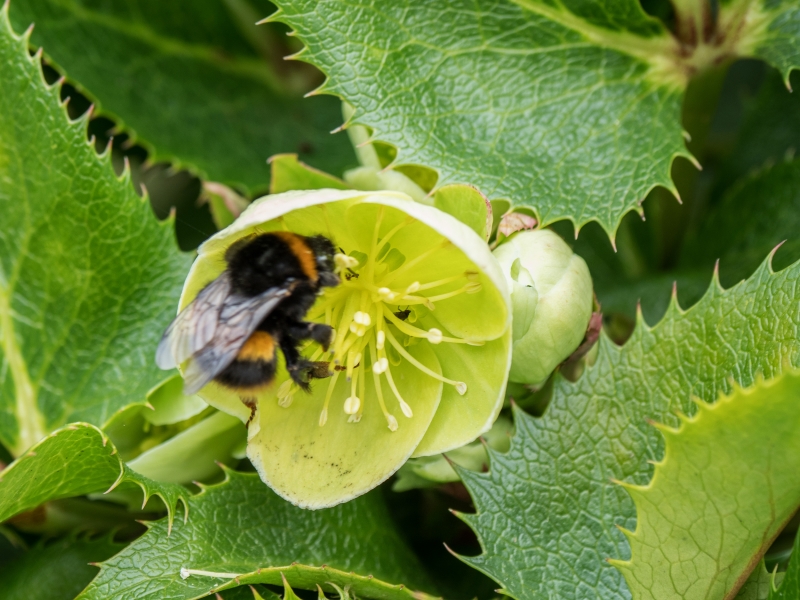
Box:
[156,231,339,421]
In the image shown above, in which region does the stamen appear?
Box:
[426,284,479,303]
[319,371,341,427]
[383,365,413,418]
[335,253,359,271]
[377,216,414,250]
[383,309,476,345]
[344,395,361,414]
[384,326,467,394]
[376,330,385,350]
[416,273,467,291]
[377,287,397,301]
[277,380,295,408]
[370,341,398,431]
[406,281,420,294]
[373,357,389,373]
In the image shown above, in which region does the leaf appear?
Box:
[0,7,191,455]
[455,252,800,600]
[270,0,691,235]
[78,470,438,600]
[736,563,775,600]
[0,534,123,600]
[680,159,800,288]
[612,369,800,600]
[769,529,800,599]
[8,0,356,193]
[0,423,189,529]
[732,0,800,82]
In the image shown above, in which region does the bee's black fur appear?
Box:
[217,232,338,410]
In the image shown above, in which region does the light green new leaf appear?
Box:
[613,370,800,600]
[8,0,356,193]
[78,470,437,600]
[0,534,123,600]
[0,8,191,455]
[456,252,800,600]
[271,0,688,235]
[0,423,189,528]
[769,529,800,599]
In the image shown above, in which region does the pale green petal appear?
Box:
[412,324,511,456]
[432,184,491,241]
[247,343,442,508]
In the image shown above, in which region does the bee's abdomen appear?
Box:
[215,332,277,391]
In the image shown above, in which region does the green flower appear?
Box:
[492,229,593,385]
[178,189,511,508]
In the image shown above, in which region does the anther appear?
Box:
[319,407,328,426]
[335,253,359,270]
[455,382,467,395]
[376,330,385,350]
[427,328,443,344]
[406,282,420,294]
[466,282,482,294]
[398,399,413,418]
[386,414,399,431]
[378,287,397,301]
[373,357,389,373]
[353,311,371,326]
[343,396,361,415]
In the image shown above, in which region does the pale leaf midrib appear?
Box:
[510,0,675,61]
[0,282,45,456]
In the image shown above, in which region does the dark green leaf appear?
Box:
[0,534,123,600]
[9,0,356,193]
[271,0,688,235]
[78,471,437,600]
[0,423,189,528]
[457,253,800,600]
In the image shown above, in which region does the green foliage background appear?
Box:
[1,0,800,599]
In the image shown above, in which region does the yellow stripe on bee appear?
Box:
[272,231,318,282]
[238,331,276,362]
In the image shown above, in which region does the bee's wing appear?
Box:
[155,273,234,371]
[179,285,292,395]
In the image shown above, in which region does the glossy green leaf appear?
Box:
[0,8,190,455]
[78,470,437,600]
[8,0,356,193]
[0,423,189,528]
[0,534,123,600]
[731,0,800,82]
[271,0,689,235]
[613,370,800,600]
[456,252,800,600]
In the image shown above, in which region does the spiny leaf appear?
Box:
[732,0,800,83]
[78,470,437,600]
[0,423,190,531]
[8,0,356,192]
[612,369,800,600]
[270,0,688,236]
[0,5,191,455]
[456,251,800,600]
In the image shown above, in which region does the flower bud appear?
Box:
[493,229,593,385]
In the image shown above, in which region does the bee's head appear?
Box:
[306,235,339,288]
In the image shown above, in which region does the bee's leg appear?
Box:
[285,321,334,351]
[241,396,257,426]
[279,335,331,391]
